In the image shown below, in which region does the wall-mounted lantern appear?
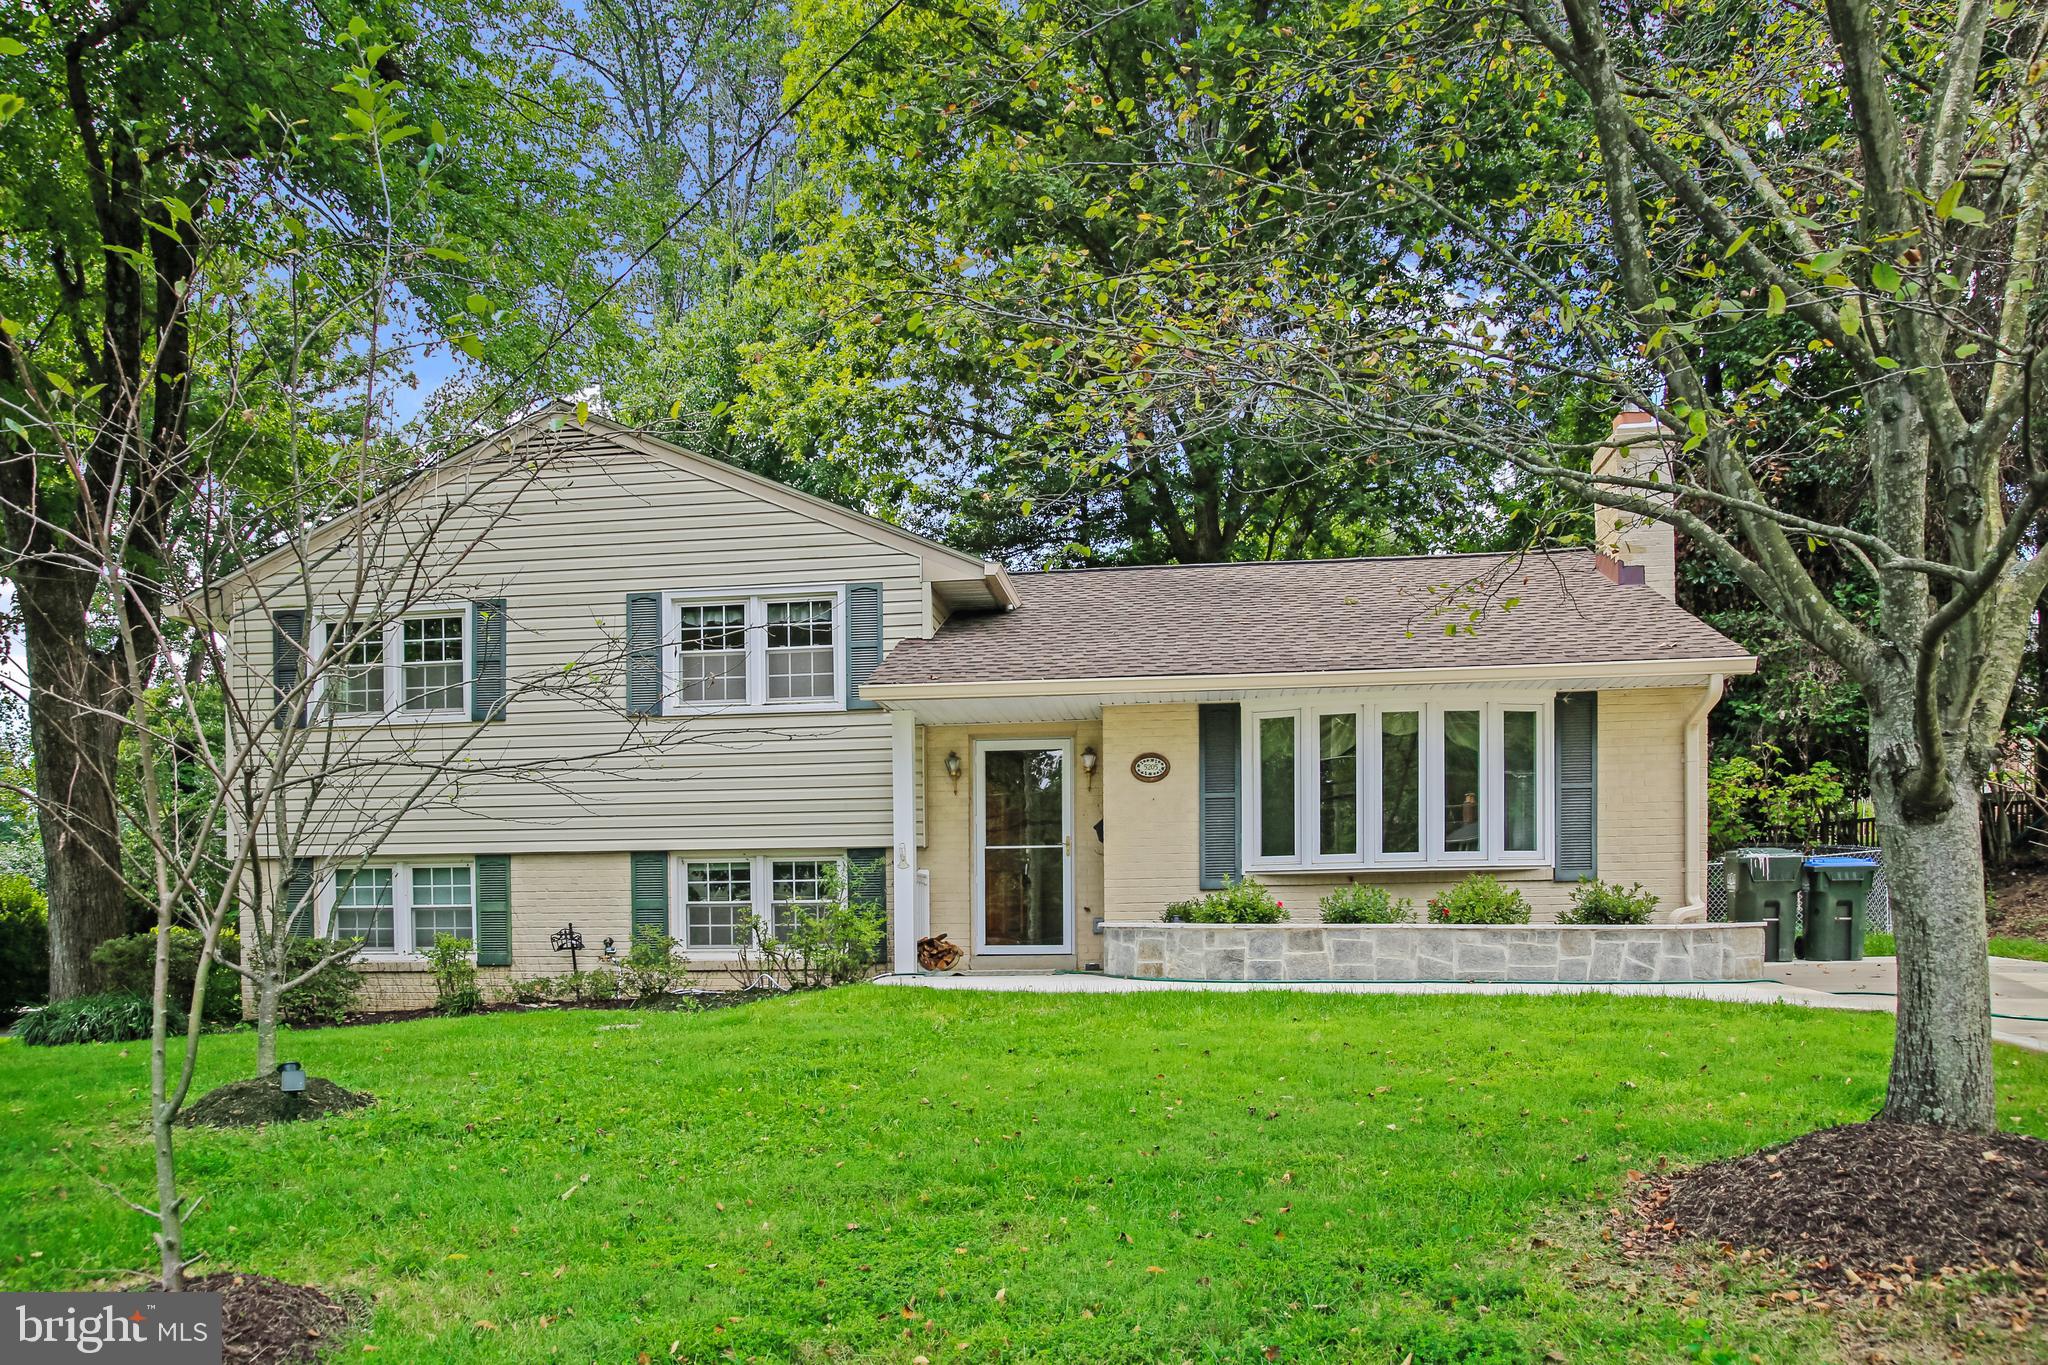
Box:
[1080,746,1099,788]
[945,750,963,792]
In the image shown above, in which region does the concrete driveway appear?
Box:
[1760,955,2048,1052]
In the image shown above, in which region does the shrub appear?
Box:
[618,928,691,1003]
[0,875,48,1011]
[17,992,180,1046]
[503,975,559,1005]
[278,938,364,1027]
[1425,875,1531,925]
[426,934,484,1016]
[1558,879,1660,926]
[565,968,620,1001]
[743,900,887,990]
[1708,753,1851,851]
[91,926,243,1027]
[1164,879,1287,924]
[1318,884,1414,925]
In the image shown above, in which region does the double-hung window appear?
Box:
[1245,697,1550,870]
[677,854,846,951]
[326,860,475,954]
[319,611,468,720]
[668,591,840,710]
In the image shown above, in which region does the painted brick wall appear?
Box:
[294,851,792,1013]
[1100,703,1203,921]
[919,720,1106,970]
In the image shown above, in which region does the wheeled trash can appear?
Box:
[1801,855,1878,961]
[1723,848,1804,964]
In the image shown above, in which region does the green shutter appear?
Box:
[475,855,511,965]
[846,847,889,964]
[471,599,507,722]
[1554,692,1598,881]
[845,583,884,710]
[1197,703,1242,890]
[625,593,663,716]
[282,857,315,938]
[271,610,307,730]
[630,852,670,940]
[845,847,888,909]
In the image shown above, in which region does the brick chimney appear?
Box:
[1592,409,1677,600]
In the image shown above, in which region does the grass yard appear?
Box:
[5,988,2048,1363]
[1863,930,2048,963]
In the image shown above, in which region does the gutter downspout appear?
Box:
[1671,674,1725,922]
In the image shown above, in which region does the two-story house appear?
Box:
[204,406,1753,1008]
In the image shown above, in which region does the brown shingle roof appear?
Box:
[868,550,1750,688]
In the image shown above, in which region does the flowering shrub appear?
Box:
[1163,880,1287,924]
[1425,875,1531,925]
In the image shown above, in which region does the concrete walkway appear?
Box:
[1760,955,2048,1052]
[875,955,2048,1053]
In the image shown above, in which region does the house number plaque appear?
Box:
[1131,753,1171,782]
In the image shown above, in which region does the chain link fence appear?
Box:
[1705,846,1891,932]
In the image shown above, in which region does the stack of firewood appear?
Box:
[916,934,963,971]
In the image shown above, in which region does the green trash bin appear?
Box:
[1801,855,1878,961]
[1723,848,1804,963]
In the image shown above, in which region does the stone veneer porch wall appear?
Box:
[1102,921,1765,984]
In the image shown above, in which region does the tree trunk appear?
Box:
[253,968,279,1079]
[21,577,134,1000]
[148,908,187,1291]
[1872,750,1997,1130]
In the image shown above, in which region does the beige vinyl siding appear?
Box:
[227,431,925,856]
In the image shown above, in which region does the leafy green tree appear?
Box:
[0,0,599,998]
[741,0,1586,564]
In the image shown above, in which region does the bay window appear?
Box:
[1245,697,1551,870]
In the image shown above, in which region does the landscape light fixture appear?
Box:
[278,1061,307,1094]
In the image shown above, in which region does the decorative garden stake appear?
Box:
[551,924,585,975]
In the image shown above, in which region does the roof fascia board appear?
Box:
[863,654,1761,701]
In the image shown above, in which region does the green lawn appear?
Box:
[1863,930,2048,963]
[5,989,2048,1363]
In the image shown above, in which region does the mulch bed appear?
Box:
[1632,1121,2048,1289]
[331,987,783,1028]
[186,1272,356,1364]
[1991,863,2048,941]
[181,1075,374,1128]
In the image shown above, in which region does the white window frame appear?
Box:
[318,858,477,959]
[1242,692,1554,874]
[660,586,847,714]
[672,852,849,957]
[314,606,471,724]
